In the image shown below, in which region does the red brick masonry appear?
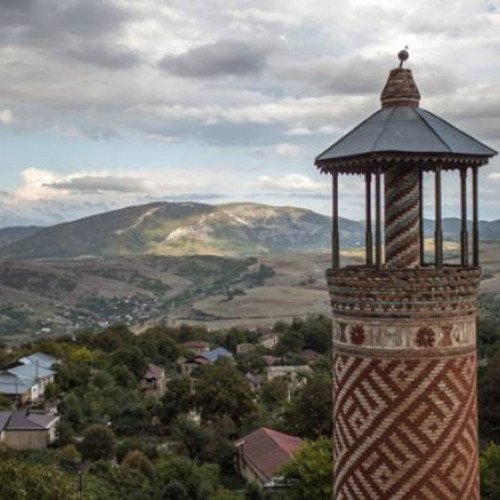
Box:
[329,267,480,499]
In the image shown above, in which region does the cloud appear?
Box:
[159,39,272,78]
[44,175,153,194]
[0,109,13,124]
[276,143,301,157]
[255,174,326,193]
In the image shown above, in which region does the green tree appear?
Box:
[122,450,154,478]
[283,373,332,439]
[260,378,289,410]
[302,315,331,354]
[276,330,304,354]
[80,425,116,461]
[479,349,500,441]
[93,324,135,352]
[481,442,500,498]
[0,459,75,499]
[281,438,332,500]
[111,346,148,378]
[156,455,220,499]
[194,360,258,426]
[161,377,193,424]
[0,393,13,410]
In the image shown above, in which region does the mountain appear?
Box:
[2,201,500,261]
[0,202,364,260]
[0,226,43,248]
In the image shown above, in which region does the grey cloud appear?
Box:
[159,39,271,78]
[44,175,151,194]
[65,44,140,69]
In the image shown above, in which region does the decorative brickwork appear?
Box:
[327,266,480,319]
[381,68,420,108]
[330,267,480,499]
[333,349,479,499]
[385,166,420,269]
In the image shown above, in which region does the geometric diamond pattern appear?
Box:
[333,350,479,499]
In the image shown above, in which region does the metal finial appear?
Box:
[398,46,409,68]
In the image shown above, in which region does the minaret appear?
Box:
[315,50,497,499]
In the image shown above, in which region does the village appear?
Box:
[0,317,332,497]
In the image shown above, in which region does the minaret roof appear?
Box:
[315,51,497,171]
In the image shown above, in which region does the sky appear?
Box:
[0,0,500,227]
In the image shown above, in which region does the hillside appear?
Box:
[0,202,363,259]
[3,201,500,260]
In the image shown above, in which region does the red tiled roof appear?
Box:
[236,427,303,482]
[263,355,282,366]
[144,364,164,379]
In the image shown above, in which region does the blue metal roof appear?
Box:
[203,347,233,363]
[19,352,59,370]
[316,106,497,163]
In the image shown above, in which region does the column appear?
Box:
[435,165,443,268]
[472,166,479,267]
[332,171,339,269]
[365,172,373,266]
[461,167,469,266]
[375,167,382,268]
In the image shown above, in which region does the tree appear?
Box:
[281,438,332,500]
[302,315,331,354]
[194,360,258,426]
[481,442,500,498]
[276,330,304,354]
[479,349,500,441]
[260,378,289,410]
[283,373,332,439]
[161,377,193,424]
[80,425,116,461]
[122,450,154,478]
[0,459,75,499]
[0,393,13,411]
[93,324,135,352]
[155,455,221,499]
[111,346,148,378]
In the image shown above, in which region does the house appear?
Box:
[19,352,60,370]
[263,355,283,367]
[245,372,261,392]
[140,364,166,399]
[266,365,312,382]
[0,409,59,450]
[259,333,281,350]
[181,347,233,376]
[301,349,324,362]
[235,427,303,486]
[237,343,256,354]
[266,365,313,397]
[182,340,210,356]
[0,363,56,404]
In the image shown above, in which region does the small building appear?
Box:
[181,347,233,376]
[263,355,283,367]
[301,349,324,362]
[235,427,303,486]
[182,340,210,356]
[140,364,166,399]
[266,365,312,382]
[245,372,261,392]
[0,364,56,404]
[19,352,60,370]
[0,409,59,450]
[237,343,256,355]
[259,333,281,350]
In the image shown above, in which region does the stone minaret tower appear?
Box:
[315,50,497,499]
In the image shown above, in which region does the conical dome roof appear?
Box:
[315,52,496,173]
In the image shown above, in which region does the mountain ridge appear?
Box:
[1,201,500,260]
